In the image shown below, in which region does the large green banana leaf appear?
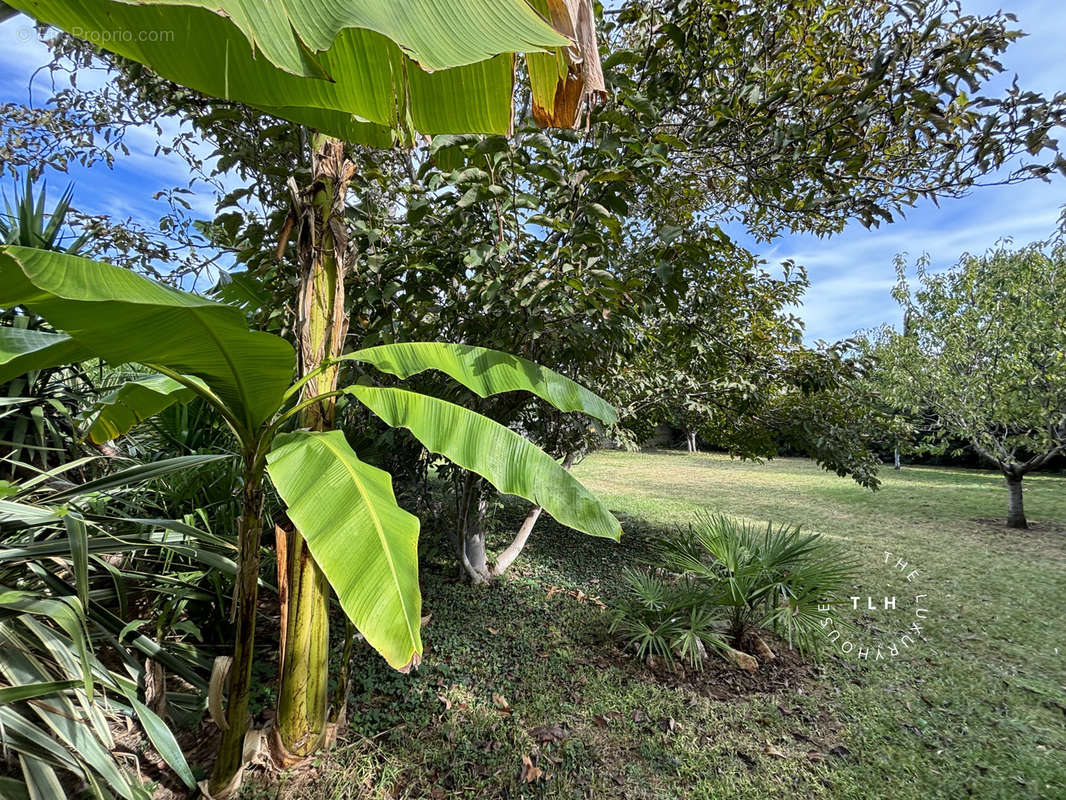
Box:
[3,0,573,141]
[266,430,422,671]
[345,342,617,424]
[0,246,295,432]
[0,327,93,379]
[347,384,621,540]
[85,374,202,444]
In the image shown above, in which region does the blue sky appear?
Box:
[1,2,1063,342]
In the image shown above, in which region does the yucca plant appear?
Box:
[0,455,238,798]
[1,174,94,478]
[0,587,191,800]
[0,173,89,254]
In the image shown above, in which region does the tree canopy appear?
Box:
[872,241,1066,527]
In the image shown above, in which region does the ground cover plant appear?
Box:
[0,245,622,795]
[236,450,1066,800]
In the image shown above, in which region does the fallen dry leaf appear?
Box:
[763,744,787,758]
[807,750,825,762]
[520,754,543,783]
[487,626,499,635]
[530,722,568,745]
[492,693,511,713]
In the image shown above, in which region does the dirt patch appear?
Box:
[606,629,816,701]
[971,517,1066,535]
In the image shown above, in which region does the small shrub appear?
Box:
[609,513,857,668]
[607,568,728,669]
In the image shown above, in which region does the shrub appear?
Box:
[607,568,728,669]
[610,513,857,669]
[0,457,228,796]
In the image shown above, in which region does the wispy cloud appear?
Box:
[0,13,231,253]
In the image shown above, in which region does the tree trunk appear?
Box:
[893,446,901,470]
[491,454,574,577]
[208,460,265,797]
[686,431,697,452]
[459,473,492,584]
[275,134,354,761]
[493,505,544,576]
[1005,472,1027,529]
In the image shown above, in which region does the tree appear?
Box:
[877,243,1066,528]
[0,246,621,794]
[1,2,612,795]
[352,121,666,581]
[611,239,889,489]
[609,0,1066,237]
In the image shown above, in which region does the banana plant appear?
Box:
[0,244,620,794]
[1,3,610,793]
[0,0,605,143]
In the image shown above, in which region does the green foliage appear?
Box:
[0,586,156,800]
[609,0,1066,236]
[611,513,857,665]
[875,242,1066,478]
[4,0,571,142]
[0,457,236,797]
[348,384,621,540]
[0,245,297,435]
[345,342,618,425]
[0,172,88,253]
[267,430,423,671]
[0,240,620,779]
[0,175,97,477]
[84,373,201,444]
[612,241,889,488]
[607,568,727,669]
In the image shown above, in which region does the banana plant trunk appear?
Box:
[209,457,265,795]
[274,134,354,761]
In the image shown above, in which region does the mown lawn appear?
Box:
[240,451,1066,800]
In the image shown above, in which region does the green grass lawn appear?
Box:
[247,451,1066,800]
